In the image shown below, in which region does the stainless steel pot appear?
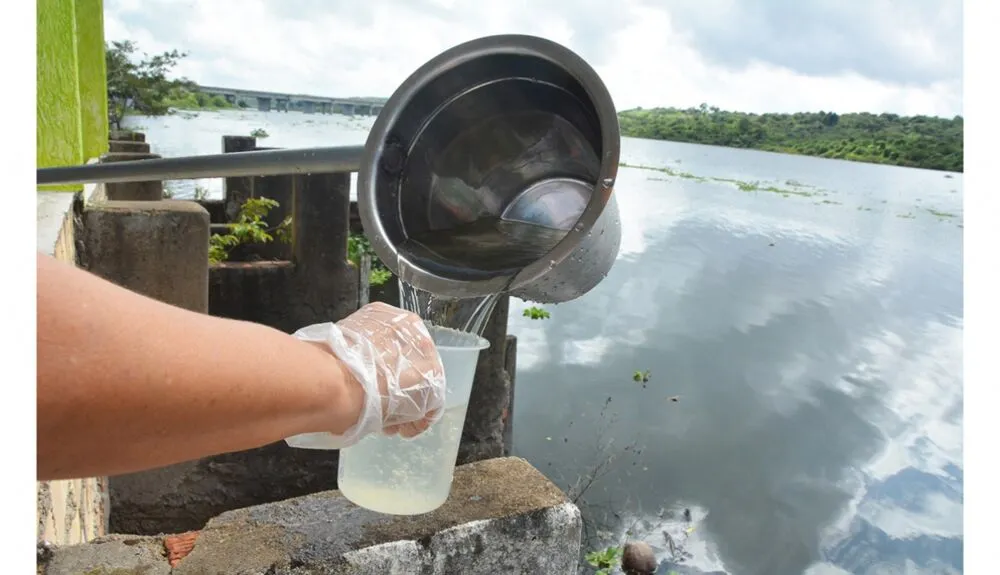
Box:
[357,34,621,304]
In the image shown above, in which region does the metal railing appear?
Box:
[36,145,365,186]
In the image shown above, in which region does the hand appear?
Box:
[291,302,445,448]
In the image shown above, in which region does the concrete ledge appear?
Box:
[40,457,583,575]
[110,130,146,142]
[109,139,151,153]
[40,534,169,575]
[36,191,79,259]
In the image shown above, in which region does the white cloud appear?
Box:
[104,0,962,117]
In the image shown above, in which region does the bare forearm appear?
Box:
[36,253,362,480]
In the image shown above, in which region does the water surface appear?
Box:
[127,110,964,574]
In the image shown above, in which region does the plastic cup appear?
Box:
[285,325,490,515]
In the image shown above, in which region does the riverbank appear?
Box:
[618,107,963,173]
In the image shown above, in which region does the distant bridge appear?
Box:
[197,86,385,116]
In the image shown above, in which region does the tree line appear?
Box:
[105,41,963,172]
[104,40,236,130]
[618,104,963,172]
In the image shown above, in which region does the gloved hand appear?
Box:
[284,302,445,450]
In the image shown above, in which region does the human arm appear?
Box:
[37,252,369,480]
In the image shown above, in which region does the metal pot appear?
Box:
[357,34,621,304]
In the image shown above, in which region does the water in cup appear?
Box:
[336,324,489,515]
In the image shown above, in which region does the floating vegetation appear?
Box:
[523,306,551,320]
[633,370,651,388]
[927,208,958,218]
[622,163,826,198]
[620,163,960,228]
[620,162,706,182]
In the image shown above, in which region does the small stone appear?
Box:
[621,540,657,574]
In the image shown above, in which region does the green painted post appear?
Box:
[75,0,109,164]
[37,0,108,192]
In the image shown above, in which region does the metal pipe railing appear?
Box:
[36,145,366,186]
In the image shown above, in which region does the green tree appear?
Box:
[617,106,963,172]
[105,40,194,130]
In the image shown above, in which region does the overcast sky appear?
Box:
[104,0,963,117]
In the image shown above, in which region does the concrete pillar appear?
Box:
[108,139,150,153]
[251,174,294,261]
[502,335,518,454]
[78,200,209,313]
[458,297,513,465]
[287,171,358,325]
[98,152,163,201]
[222,136,256,221]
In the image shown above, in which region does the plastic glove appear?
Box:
[284,302,446,450]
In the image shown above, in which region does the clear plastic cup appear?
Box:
[286,325,490,515]
[337,325,489,515]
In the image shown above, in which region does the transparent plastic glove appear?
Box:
[285,302,445,450]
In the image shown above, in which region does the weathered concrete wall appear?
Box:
[40,458,583,575]
[36,189,111,546]
[210,171,357,332]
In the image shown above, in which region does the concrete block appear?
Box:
[108,139,151,153]
[40,534,170,575]
[209,262,296,330]
[99,152,164,201]
[40,459,580,574]
[171,457,581,574]
[78,200,209,314]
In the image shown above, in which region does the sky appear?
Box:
[103,0,963,118]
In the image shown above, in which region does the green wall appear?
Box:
[37,0,108,191]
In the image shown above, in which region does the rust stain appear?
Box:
[164,530,200,567]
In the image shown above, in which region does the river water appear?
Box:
[126,109,964,575]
